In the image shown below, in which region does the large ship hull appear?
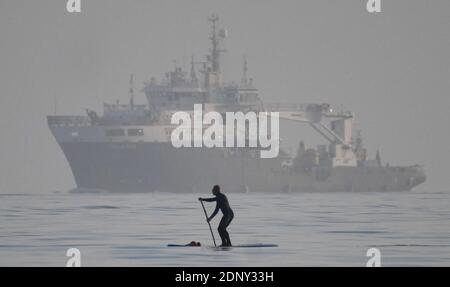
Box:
[46,16,427,194]
[58,141,426,193]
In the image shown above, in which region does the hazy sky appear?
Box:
[0,0,449,193]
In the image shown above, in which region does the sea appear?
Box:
[1,189,449,266]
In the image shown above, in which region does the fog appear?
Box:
[0,0,449,193]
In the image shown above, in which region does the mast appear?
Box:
[53,94,57,115]
[241,56,248,87]
[129,74,135,108]
[209,14,220,73]
[206,14,226,88]
[190,55,198,84]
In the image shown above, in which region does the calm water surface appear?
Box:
[1,190,449,266]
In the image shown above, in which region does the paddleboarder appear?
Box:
[199,185,234,247]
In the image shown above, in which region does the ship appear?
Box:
[47,15,426,193]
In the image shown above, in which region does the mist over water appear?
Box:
[1,190,449,266]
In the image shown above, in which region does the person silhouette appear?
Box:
[199,185,234,247]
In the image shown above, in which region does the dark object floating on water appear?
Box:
[168,241,202,247]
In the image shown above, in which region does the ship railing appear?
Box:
[262,102,310,112]
[47,116,91,127]
[262,102,353,118]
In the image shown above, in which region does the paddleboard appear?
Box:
[212,244,278,248]
[168,244,278,248]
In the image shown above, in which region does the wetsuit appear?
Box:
[203,193,234,246]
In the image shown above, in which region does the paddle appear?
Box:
[200,200,217,247]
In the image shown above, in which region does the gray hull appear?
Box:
[59,142,426,193]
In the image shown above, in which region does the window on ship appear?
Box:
[105,129,125,137]
[128,128,144,136]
